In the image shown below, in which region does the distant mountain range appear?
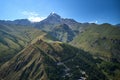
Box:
[0,13,120,80]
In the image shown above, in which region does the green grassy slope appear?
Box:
[0,23,53,65]
[70,24,120,79]
[0,40,109,80]
[70,24,120,62]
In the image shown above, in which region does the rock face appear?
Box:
[44,12,62,24]
[50,24,75,42]
[34,13,84,32]
[34,13,62,31]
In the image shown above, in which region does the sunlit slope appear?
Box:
[0,23,55,65]
[71,24,120,62]
[0,40,108,80]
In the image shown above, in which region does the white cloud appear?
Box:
[28,16,45,22]
[95,21,98,23]
[89,20,98,24]
[22,11,46,22]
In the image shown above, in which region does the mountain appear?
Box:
[44,12,62,24]
[33,13,92,42]
[61,18,82,31]
[34,13,62,31]
[69,23,120,79]
[0,13,120,80]
[116,24,120,27]
[70,23,120,62]
[49,24,75,42]
[34,13,85,32]
[0,19,32,26]
[0,13,91,42]
[0,40,109,80]
[0,23,56,65]
[12,19,32,26]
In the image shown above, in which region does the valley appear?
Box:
[0,13,120,80]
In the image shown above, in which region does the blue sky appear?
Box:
[0,0,120,24]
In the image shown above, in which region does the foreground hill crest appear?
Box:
[0,40,108,80]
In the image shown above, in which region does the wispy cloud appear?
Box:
[22,11,46,22]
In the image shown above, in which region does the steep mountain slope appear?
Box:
[33,13,94,42]
[0,13,120,80]
[34,13,62,31]
[0,13,95,43]
[34,13,86,32]
[0,24,26,65]
[70,23,120,62]
[49,24,75,42]
[69,24,120,79]
[0,13,89,33]
[0,23,56,65]
[0,40,108,80]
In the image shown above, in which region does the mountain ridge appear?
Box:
[0,39,108,80]
[0,13,120,80]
